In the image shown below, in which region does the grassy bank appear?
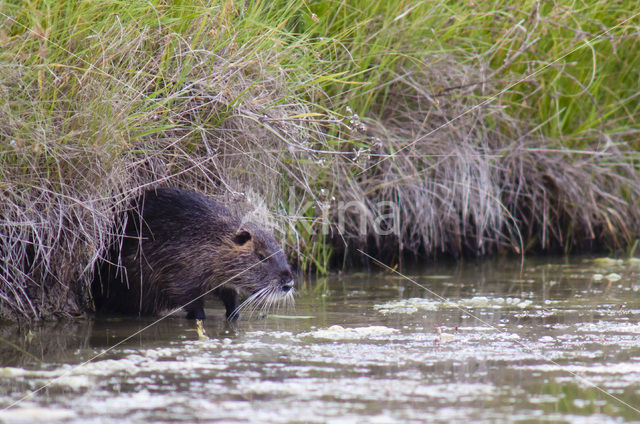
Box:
[0,0,639,320]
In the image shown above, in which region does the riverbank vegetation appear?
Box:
[1,0,639,319]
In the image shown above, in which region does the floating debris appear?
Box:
[436,327,455,344]
[591,258,624,266]
[300,325,398,340]
[374,296,534,314]
[268,315,315,320]
[0,407,77,422]
[195,319,208,340]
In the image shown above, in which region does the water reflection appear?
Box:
[0,320,93,367]
[0,256,639,423]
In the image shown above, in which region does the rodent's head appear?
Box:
[224,224,294,301]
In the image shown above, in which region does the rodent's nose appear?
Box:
[281,279,294,292]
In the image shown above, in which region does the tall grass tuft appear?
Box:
[0,0,638,319]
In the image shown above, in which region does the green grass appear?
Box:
[0,0,639,319]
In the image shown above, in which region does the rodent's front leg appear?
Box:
[185,297,206,320]
[217,286,240,320]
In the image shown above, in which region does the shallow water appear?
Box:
[1,256,640,423]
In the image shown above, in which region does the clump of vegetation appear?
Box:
[0,0,638,320]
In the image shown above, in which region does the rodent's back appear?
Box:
[93,187,294,319]
[134,187,236,241]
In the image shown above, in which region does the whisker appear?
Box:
[230,287,267,319]
[247,287,269,319]
[231,283,296,321]
[259,287,276,318]
[263,287,276,317]
[230,293,255,319]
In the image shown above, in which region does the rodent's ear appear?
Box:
[233,230,252,246]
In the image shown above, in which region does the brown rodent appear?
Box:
[92,187,294,320]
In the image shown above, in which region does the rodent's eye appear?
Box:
[233,230,252,246]
[256,252,266,261]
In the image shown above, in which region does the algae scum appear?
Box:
[1,257,640,423]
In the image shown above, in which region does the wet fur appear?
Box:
[92,188,294,320]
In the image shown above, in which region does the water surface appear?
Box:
[1,256,639,423]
